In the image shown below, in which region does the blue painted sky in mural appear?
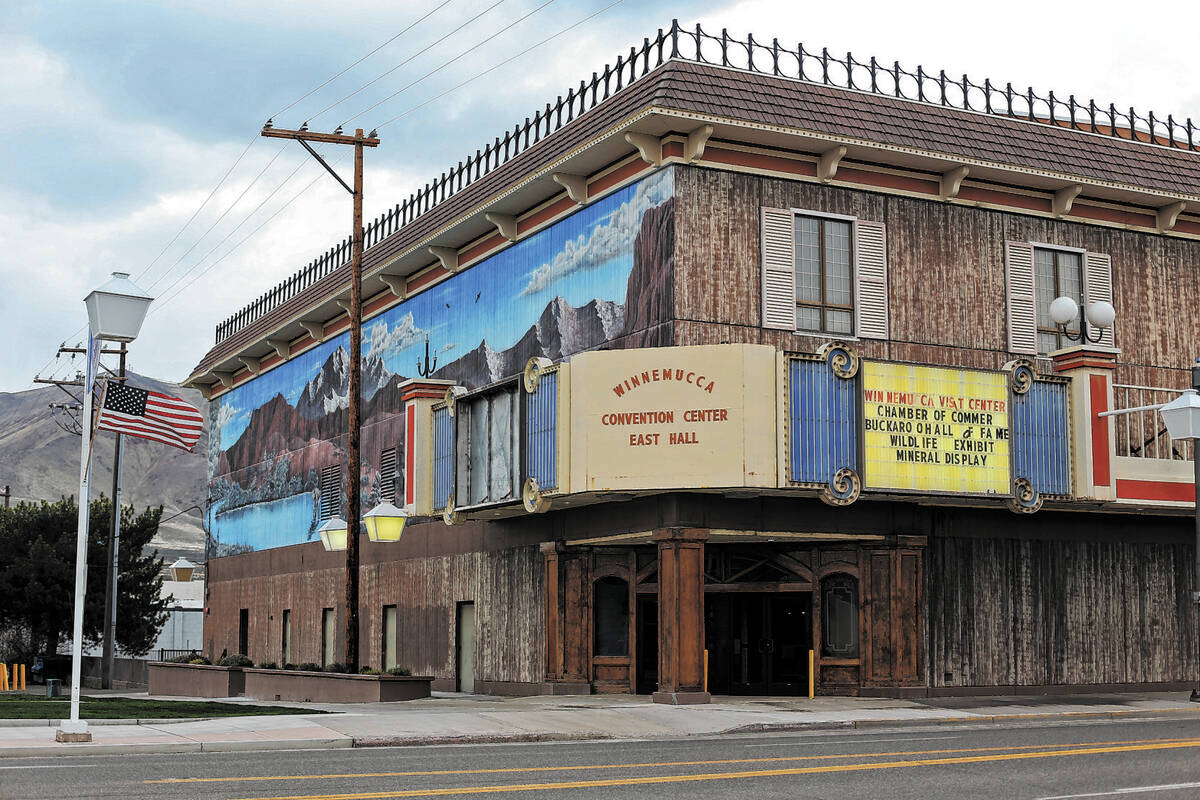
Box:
[216,168,673,452]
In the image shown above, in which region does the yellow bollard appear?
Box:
[703,649,709,694]
[808,649,814,699]
[20,664,26,691]
[0,663,8,692]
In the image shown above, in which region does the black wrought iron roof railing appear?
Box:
[213,20,1199,345]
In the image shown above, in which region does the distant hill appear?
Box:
[0,374,207,564]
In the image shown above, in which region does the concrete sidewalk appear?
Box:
[2,691,1199,757]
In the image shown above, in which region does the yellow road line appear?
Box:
[144,736,1198,785]
[225,740,1200,800]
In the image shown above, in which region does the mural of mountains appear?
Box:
[0,374,207,563]
[434,296,624,388]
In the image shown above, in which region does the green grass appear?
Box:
[0,694,322,720]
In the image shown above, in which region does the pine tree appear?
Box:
[0,496,170,660]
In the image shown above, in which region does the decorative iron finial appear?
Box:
[416,334,438,378]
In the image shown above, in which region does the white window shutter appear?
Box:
[761,207,796,330]
[854,220,889,339]
[1005,241,1038,355]
[1084,251,1114,348]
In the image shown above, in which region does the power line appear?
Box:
[306,0,510,125]
[132,134,259,286]
[144,143,290,293]
[373,0,628,131]
[149,155,348,315]
[147,150,325,306]
[271,0,458,120]
[340,0,559,127]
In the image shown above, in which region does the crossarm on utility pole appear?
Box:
[296,138,354,196]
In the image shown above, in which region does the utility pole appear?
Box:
[262,122,379,672]
[101,342,127,689]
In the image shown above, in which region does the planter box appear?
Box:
[148,662,245,698]
[243,668,432,703]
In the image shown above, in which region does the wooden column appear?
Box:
[540,542,591,694]
[653,527,710,704]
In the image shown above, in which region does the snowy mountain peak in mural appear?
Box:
[209,168,674,555]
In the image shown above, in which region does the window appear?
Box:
[457,385,520,507]
[321,608,335,667]
[761,207,888,338]
[1034,247,1083,353]
[318,464,340,521]
[238,608,249,657]
[822,574,859,658]
[795,215,854,334]
[281,609,292,666]
[383,605,398,670]
[593,577,630,657]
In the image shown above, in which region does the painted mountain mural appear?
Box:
[208,167,674,554]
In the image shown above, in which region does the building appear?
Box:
[185,23,1200,700]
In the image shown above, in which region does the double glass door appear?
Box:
[706,593,812,695]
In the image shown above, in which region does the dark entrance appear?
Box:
[635,596,658,694]
[705,593,812,695]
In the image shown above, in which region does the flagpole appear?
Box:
[60,334,95,740]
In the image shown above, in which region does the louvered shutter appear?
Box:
[380,447,398,504]
[761,207,796,330]
[1084,251,1114,348]
[854,220,889,339]
[1005,241,1038,355]
[318,464,340,520]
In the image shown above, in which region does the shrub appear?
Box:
[283,663,296,671]
[187,656,212,665]
[295,662,322,672]
[323,662,347,673]
[387,666,412,677]
[166,653,196,663]
[359,666,385,675]
[216,653,254,668]
[258,661,278,670]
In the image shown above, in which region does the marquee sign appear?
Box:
[570,344,777,491]
[861,361,1011,495]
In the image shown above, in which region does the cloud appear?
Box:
[366,312,425,358]
[519,168,672,296]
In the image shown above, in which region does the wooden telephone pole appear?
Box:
[262,122,379,672]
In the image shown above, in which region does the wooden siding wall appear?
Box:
[927,535,1197,687]
[673,166,1200,389]
[205,544,543,687]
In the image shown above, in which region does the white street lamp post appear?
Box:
[58,272,152,743]
[1158,361,1200,703]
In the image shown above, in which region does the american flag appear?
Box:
[95,381,204,452]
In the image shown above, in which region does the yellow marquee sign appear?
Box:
[862,362,1010,495]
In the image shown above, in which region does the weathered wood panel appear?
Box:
[927,533,1197,687]
[206,544,543,686]
[673,164,1200,386]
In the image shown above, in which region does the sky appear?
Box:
[2,0,1198,394]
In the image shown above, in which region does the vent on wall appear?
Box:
[318,464,341,521]
[380,446,399,504]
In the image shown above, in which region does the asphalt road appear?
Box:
[3,717,1200,800]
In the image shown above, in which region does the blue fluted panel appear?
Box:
[525,372,558,490]
[789,358,858,484]
[1011,380,1071,496]
[433,406,453,510]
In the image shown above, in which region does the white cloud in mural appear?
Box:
[366,312,425,358]
[519,169,673,297]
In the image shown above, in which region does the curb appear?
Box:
[353,732,614,748]
[2,706,1198,758]
[722,706,1200,735]
[0,737,352,759]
